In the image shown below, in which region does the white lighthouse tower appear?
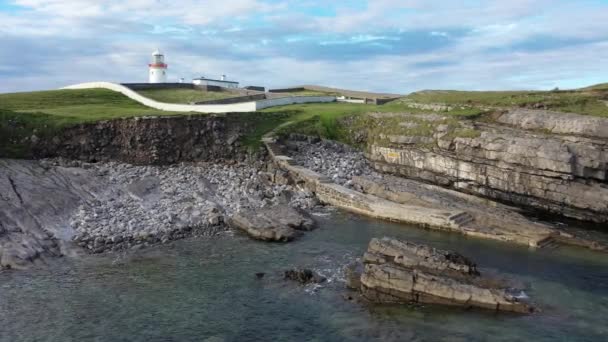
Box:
[148,50,168,83]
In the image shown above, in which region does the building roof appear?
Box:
[152,49,163,56]
[193,77,239,84]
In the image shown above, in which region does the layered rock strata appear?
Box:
[364,111,608,223]
[275,136,604,249]
[29,114,258,164]
[264,138,468,232]
[357,237,533,313]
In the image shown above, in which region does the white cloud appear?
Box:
[1,0,607,93]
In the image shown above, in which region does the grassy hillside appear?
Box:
[260,101,482,144]
[400,86,608,117]
[0,89,185,122]
[2,82,607,157]
[581,83,608,91]
[0,89,190,157]
[271,85,402,99]
[136,88,238,104]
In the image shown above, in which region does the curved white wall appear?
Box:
[61,82,336,114]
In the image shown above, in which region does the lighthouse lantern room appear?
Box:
[149,50,168,83]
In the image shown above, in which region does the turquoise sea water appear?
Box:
[1,210,608,341]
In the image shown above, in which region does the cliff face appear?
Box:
[362,110,608,223]
[31,114,258,164]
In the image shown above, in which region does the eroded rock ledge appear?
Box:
[363,110,608,223]
[353,237,533,313]
[30,114,258,164]
[272,135,605,250]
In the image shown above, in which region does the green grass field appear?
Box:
[582,83,608,91]
[0,89,186,122]
[2,83,607,156]
[136,88,238,104]
[260,101,482,144]
[0,88,482,154]
[401,87,608,117]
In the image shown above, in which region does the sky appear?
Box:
[0,0,607,94]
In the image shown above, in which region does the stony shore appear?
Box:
[276,135,606,250]
[3,112,607,269]
[0,158,318,269]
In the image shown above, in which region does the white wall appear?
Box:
[193,79,239,88]
[62,82,336,113]
[337,98,366,104]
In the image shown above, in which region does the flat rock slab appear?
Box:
[358,237,534,314]
[229,205,315,242]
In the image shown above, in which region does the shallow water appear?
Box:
[2,210,608,342]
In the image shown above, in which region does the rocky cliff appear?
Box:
[30,113,262,164]
[360,110,608,223]
[0,113,313,270]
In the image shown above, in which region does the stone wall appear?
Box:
[255,96,336,110]
[62,82,336,113]
[375,97,401,105]
[121,83,195,90]
[122,83,223,92]
[315,182,373,212]
[195,93,267,105]
[268,87,306,93]
[64,82,257,113]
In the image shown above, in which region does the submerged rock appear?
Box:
[284,268,326,284]
[229,205,315,242]
[356,237,534,313]
[344,261,364,290]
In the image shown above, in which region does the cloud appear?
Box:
[0,0,607,93]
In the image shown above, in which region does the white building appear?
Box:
[148,50,168,83]
[193,75,239,88]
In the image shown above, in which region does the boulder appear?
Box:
[357,237,534,313]
[229,205,315,242]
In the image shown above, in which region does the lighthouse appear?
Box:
[148,50,168,83]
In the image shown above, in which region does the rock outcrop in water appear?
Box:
[354,237,533,313]
[284,268,326,284]
[230,205,315,242]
